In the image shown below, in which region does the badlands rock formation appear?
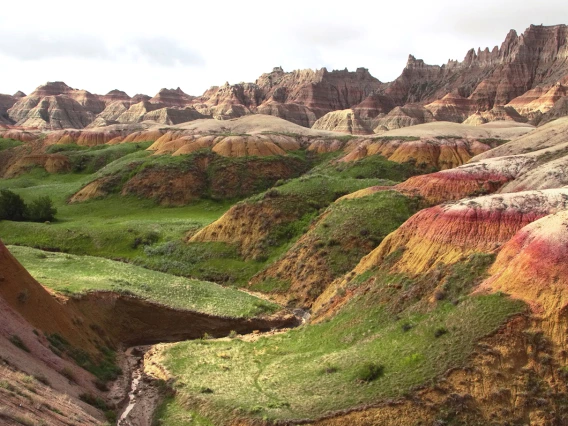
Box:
[149,87,194,107]
[390,118,568,203]
[0,94,17,123]
[355,188,568,277]
[148,132,301,157]
[338,136,494,170]
[303,24,568,133]
[8,82,97,128]
[311,109,372,134]
[384,25,568,109]
[372,104,435,131]
[478,210,568,316]
[531,95,568,125]
[4,67,381,130]
[6,82,204,130]
[197,67,382,126]
[2,24,568,132]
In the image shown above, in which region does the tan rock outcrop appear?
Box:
[311,109,373,134]
[5,154,70,177]
[372,104,435,131]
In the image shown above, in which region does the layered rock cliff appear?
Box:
[382,25,568,110]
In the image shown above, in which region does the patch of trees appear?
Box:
[0,189,57,222]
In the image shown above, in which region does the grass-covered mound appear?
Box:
[156,254,525,423]
[46,141,153,174]
[249,190,421,306]
[313,152,426,182]
[0,150,429,287]
[187,154,427,285]
[71,148,312,205]
[9,245,277,318]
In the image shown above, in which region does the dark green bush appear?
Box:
[25,196,57,222]
[0,190,57,222]
[355,362,385,382]
[0,189,27,221]
[9,335,30,353]
[434,327,448,338]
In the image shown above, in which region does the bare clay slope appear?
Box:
[393,117,568,204]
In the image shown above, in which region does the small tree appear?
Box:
[0,189,26,221]
[26,196,57,222]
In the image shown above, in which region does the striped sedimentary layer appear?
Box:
[148,132,301,157]
[478,210,568,317]
[354,188,568,276]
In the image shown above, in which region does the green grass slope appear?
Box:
[156,253,525,423]
[9,245,277,318]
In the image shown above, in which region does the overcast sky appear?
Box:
[1,0,566,97]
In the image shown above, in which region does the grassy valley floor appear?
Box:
[156,291,524,423]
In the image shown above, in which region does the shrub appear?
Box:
[33,375,50,386]
[319,365,339,375]
[79,393,109,410]
[0,189,26,221]
[434,327,448,338]
[60,367,75,382]
[9,335,30,353]
[25,196,57,222]
[354,362,385,382]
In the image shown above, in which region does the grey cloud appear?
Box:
[0,33,112,60]
[0,32,204,67]
[128,38,205,67]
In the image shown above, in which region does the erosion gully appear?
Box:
[108,308,307,426]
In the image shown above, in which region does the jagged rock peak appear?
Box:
[30,81,74,97]
[462,24,568,67]
[157,87,187,95]
[406,54,423,67]
[13,91,26,98]
[103,90,131,103]
[150,87,195,107]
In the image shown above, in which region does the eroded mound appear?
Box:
[4,154,71,177]
[70,150,309,205]
[354,188,568,277]
[395,155,534,204]
[311,109,373,135]
[148,132,301,157]
[394,123,568,204]
[379,121,534,139]
[478,210,568,317]
[248,191,420,307]
[340,136,494,170]
[473,116,568,160]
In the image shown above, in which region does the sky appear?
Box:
[1,0,567,97]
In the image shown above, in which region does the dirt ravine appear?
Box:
[110,309,305,426]
[116,346,162,426]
